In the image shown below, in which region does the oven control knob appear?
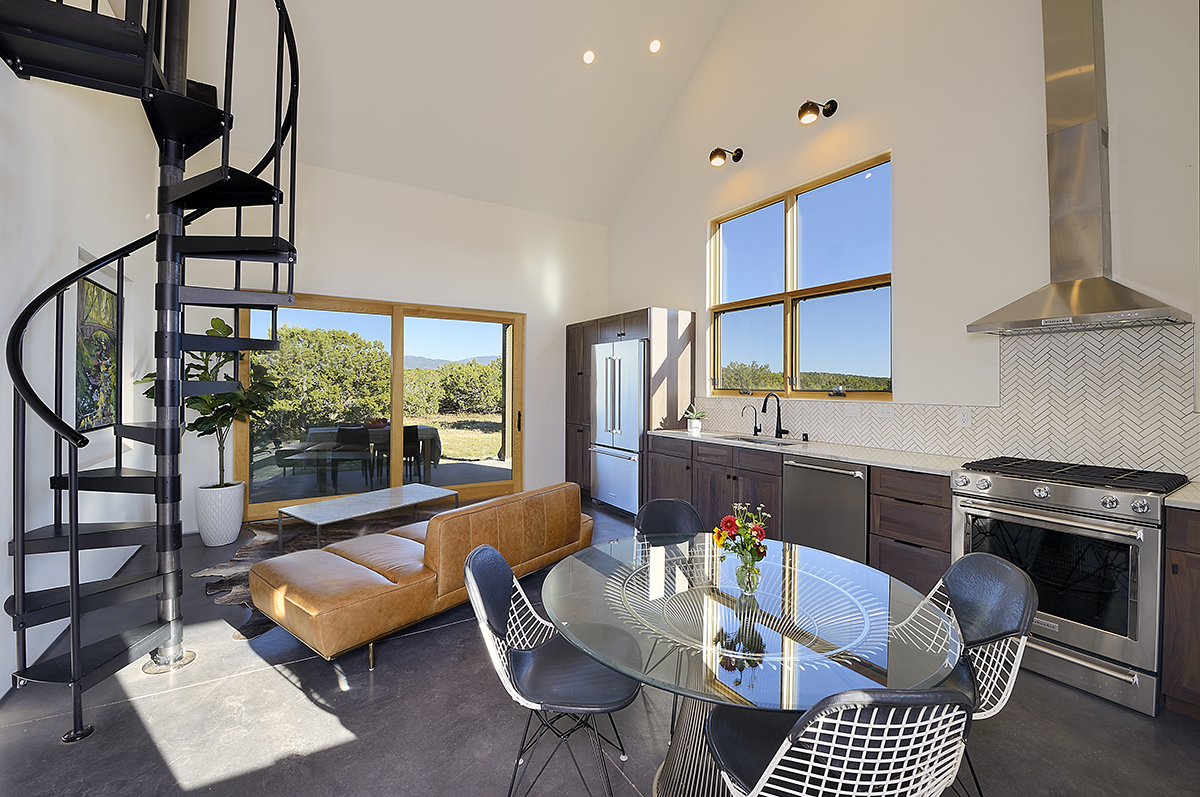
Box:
[975,478,992,491]
[1100,494,1120,510]
[1033,485,1051,499]
[1131,499,1150,514]
[954,475,971,487]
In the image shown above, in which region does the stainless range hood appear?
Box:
[967,0,1191,335]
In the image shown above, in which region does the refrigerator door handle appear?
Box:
[612,356,621,435]
[589,445,637,461]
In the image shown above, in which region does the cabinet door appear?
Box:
[735,470,782,541]
[621,309,649,340]
[869,534,951,596]
[1164,549,1200,708]
[647,452,692,503]
[692,460,735,530]
[566,424,590,491]
[598,315,623,343]
[566,325,586,425]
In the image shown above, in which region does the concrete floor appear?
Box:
[2,500,1198,796]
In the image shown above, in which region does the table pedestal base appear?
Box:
[652,697,726,797]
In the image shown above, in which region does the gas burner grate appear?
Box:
[962,457,1189,494]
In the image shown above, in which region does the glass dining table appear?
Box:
[541,535,963,797]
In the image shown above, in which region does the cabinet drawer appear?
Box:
[870,494,952,551]
[870,534,950,596]
[871,467,951,508]
[734,447,783,476]
[693,442,734,466]
[1166,507,1200,554]
[649,435,694,458]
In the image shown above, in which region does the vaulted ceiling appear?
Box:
[189,0,736,225]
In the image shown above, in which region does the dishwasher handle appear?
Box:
[784,460,865,480]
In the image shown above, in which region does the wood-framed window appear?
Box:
[710,153,892,399]
[234,294,525,521]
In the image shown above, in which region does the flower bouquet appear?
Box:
[712,503,769,593]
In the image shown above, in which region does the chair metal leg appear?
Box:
[585,715,615,797]
[964,748,985,797]
[508,710,536,797]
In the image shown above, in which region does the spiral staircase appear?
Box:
[1,0,299,741]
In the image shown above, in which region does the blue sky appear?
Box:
[719,163,892,378]
[251,309,502,361]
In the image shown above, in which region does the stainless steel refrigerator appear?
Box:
[589,339,645,514]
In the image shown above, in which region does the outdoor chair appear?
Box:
[705,688,973,797]
[464,544,640,797]
[335,425,374,490]
[403,424,422,482]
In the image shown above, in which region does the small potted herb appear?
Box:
[683,403,707,435]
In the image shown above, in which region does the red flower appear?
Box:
[720,515,739,533]
[751,524,765,541]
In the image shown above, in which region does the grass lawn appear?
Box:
[407,413,503,461]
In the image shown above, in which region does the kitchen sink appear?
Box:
[715,435,799,448]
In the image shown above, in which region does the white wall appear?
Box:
[608,0,1198,408]
[0,76,160,680]
[177,159,611,515]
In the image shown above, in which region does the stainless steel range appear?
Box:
[951,457,1188,716]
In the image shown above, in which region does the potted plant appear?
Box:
[683,403,707,435]
[141,318,277,546]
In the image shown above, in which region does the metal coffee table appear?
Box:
[275,484,459,552]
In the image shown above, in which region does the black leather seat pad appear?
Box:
[706,705,802,794]
[509,635,640,714]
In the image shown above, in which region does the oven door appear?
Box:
[953,496,1162,674]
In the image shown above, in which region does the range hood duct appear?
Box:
[967,0,1191,335]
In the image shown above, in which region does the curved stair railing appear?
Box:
[3,0,299,742]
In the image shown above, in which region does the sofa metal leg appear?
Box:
[369,642,375,671]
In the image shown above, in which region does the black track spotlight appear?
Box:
[798,99,838,125]
[709,147,743,167]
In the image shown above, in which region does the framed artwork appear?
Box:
[75,278,118,432]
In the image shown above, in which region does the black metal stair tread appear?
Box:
[180,333,280,353]
[142,88,228,158]
[115,421,181,446]
[10,520,155,556]
[0,0,146,97]
[49,466,156,494]
[178,285,295,308]
[15,621,171,690]
[172,235,294,263]
[182,380,241,397]
[5,571,163,622]
[161,167,280,212]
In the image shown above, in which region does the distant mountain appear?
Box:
[403,355,499,370]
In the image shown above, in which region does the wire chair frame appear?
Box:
[731,698,971,797]
[888,581,957,657]
[464,552,631,797]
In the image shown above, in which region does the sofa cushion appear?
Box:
[249,548,436,659]
[324,534,428,585]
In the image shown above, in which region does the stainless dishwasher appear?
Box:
[782,456,868,562]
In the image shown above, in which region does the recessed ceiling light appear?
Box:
[582,50,595,64]
[649,40,661,54]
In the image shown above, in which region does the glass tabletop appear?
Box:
[541,536,962,711]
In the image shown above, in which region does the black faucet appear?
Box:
[761,392,788,439]
[741,405,762,436]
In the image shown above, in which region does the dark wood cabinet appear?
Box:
[566,323,587,426]
[673,440,781,537]
[647,452,692,503]
[1163,507,1200,720]
[691,459,737,530]
[565,423,590,491]
[735,469,782,540]
[597,309,649,343]
[868,467,952,594]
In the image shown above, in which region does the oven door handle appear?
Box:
[957,499,1145,542]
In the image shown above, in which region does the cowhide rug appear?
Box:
[192,507,441,640]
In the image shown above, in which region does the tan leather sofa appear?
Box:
[248,482,593,663]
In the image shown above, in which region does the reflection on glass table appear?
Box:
[541,536,962,797]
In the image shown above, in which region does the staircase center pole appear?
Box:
[150,0,191,668]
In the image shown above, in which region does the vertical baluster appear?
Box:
[125,0,144,27]
[141,0,159,91]
[272,14,284,240]
[234,207,243,338]
[221,0,237,176]
[115,257,126,469]
[62,445,93,742]
[54,293,64,530]
[13,390,27,683]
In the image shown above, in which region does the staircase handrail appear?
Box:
[4,0,300,450]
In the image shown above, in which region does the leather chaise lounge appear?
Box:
[248,482,593,665]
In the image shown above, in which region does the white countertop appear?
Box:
[649,429,965,477]
[651,429,1198,510]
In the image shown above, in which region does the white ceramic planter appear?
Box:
[195,482,245,547]
[686,419,702,435]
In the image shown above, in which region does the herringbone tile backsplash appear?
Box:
[696,324,1199,477]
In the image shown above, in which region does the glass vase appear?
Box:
[735,552,761,594]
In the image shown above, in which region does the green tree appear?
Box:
[253,325,391,441]
[403,368,442,416]
[437,359,502,414]
[721,361,785,391]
